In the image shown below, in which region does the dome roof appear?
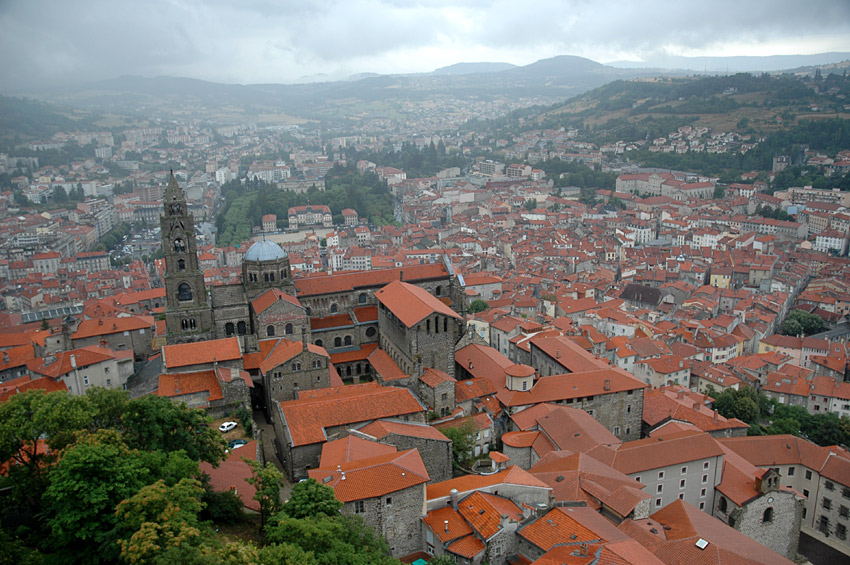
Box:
[244,240,287,262]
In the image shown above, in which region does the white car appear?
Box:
[218,421,238,433]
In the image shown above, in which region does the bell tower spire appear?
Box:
[161,172,214,343]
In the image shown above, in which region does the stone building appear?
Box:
[375,280,463,377]
[354,419,453,483]
[259,337,330,405]
[251,289,309,340]
[308,447,429,558]
[417,367,457,418]
[273,382,426,480]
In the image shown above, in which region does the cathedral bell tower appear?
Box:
[161,172,214,343]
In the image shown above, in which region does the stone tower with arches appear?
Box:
[161,173,215,344]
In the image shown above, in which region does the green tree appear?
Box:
[52,185,67,202]
[523,198,536,211]
[115,478,206,564]
[244,459,284,530]
[427,556,458,565]
[441,420,477,469]
[0,390,91,510]
[281,478,342,519]
[467,299,489,314]
[265,514,396,565]
[781,309,825,336]
[120,394,226,465]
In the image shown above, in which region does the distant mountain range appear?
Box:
[10,52,850,127]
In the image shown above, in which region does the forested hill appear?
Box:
[470,71,850,141]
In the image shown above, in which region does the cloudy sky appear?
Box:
[2,0,849,89]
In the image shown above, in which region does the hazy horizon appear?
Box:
[2,0,850,90]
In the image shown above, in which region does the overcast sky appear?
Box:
[2,0,850,89]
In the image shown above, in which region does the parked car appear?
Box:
[218,421,237,433]
[228,439,247,449]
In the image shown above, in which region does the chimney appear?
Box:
[399,270,404,282]
[677,389,685,400]
[713,410,718,422]
[556,349,560,359]
[444,520,449,533]
[450,488,459,511]
[679,360,684,369]
[70,354,77,369]
[604,379,611,391]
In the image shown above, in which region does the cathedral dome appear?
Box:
[244,240,287,262]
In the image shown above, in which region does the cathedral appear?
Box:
[160,174,468,354]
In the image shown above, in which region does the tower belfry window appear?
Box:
[177,259,186,271]
[174,239,185,252]
[177,283,193,301]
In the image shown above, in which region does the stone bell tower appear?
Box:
[161,172,214,344]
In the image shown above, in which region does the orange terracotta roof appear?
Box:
[446,534,485,559]
[157,370,222,402]
[352,305,378,323]
[497,369,646,408]
[458,490,522,539]
[198,441,259,511]
[422,506,474,543]
[294,263,449,297]
[420,367,455,388]
[610,431,723,475]
[427,465,551,501]
[27,346,118,379]
[357,419,450,442]
[519,506,628,552]
[318,435,397,468]
[455,377,497,402]
[368,347,407,381]
[308,448,429,502]
[259,338,327,374]
[375,280,461,328]
[251,288,302,314]
[72,315,154,339]
[163,337,241,369]
[0,376,67,403]
[311,312,355,330]
[328,342,378,365]
[281,384,425,446]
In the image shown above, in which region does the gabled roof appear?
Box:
[294,263,449,297]
[27,346,120,378]
[375,280,461,327]
[619,499,795,565]
[280,384,425,446]
[318,434,397,469]
[422,506,474,544]
[518,506,628,552]
[427,465,551,501]
[157,370,222,402]
[73,315,155,339]
[163,337,242,369]
[0,376,67,403]
[608,430,725,475]
[457,491,522,540]
[251,288,302,314]
[357,419,450,442]
[259,338,327,374]
[307,448,429,502]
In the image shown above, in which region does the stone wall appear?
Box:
[723,491,802,559]
[381,432,452,483]
[342,483,425,558]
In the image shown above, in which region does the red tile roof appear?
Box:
[368,347,407,381]
[427,465,551,501]
[163,337,242,369]
[258,338,327,374]
[294,263,449,297]
[73,315,154,339]
[280,384,425,446]
[27,346,118,379]
[457,490,522,539]
[318,435,397,468]
[308,448,429,502]
[357,419,450,442]
[0,376,67,403]
[519,506,628,552]
[496,369,646,409]
[420,367,455,388]
[157,370,222,402]
[251,288,302,314]
[375,280,461,328]
[446,534,485,559]
[198,441,260,511]
[422,506,474,544]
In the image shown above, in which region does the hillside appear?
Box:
[477,71,850,142]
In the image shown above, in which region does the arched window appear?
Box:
[177,259,186,271]
[334,337,342,347]
[435,317,440,334]
[763,507,773,523]
[344,335,352,346]
[264,273,269,282]
[285,323,293,335]
[330,303,338,314]
[436,285,443,296]
[281,270,288,279]
[174,239,185,252]
[225,322,235,336]
[177,283,193,301]
[444,317,448,333]
[346,366,352,376]
[426,319,431,334]
[358,293,367,304]
[719,496,728,514]
[315,339,323,347]
[356,364,362,375]
[267,325,275,337]
[181,319,187,330]
[305,308,311,316]
[269,272,275,282]
[237,321,247,335]
[189,318,196,329]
